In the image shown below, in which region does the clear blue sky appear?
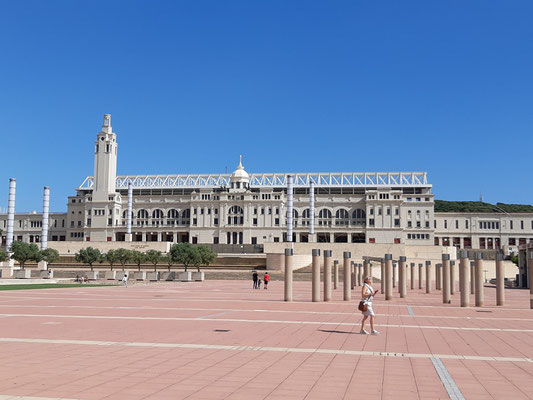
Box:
[0,0,532,212]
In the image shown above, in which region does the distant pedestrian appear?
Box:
[360,276,379,335]
[252,271,258,289]
[257,279,262,289]
[122,273,128,287]
[264,272,270,289]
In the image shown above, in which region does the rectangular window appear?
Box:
[394,219,400,227]
[465,220,469,229]
[213,237,219,244]
[521,220,524,229]
[455,220,459,229]
[444,220,448,229]
[407,221,412,228]
[253,218,257,225]
[386,208,391,216]
[214,218,218,225]
[510,221,514,229]
[425,221,430,228]
[193,218,197,225]
[378,208,382,216]
[369,219,375,226]
[275,218,280,226]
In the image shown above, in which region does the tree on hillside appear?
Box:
[145,250,162,272]
[75,247,103,271]
[105,249,119,271]
[11,241,41,269]
[115,248,132,271]
[131,250,147,272]
[196,246,217,272]
[40,248,60,268]
[170,243,197,272]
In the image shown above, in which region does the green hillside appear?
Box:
[435,200,533,213]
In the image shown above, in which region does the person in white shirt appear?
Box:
[360,277,379,335]
[122,273,128,287]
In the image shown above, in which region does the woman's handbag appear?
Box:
[358,300,368,312]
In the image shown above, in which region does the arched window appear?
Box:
[352,209,366,224]
[181,209,190,225]
[318,209,332,226]
[167,209,179,226]
[152,209,164,226]
[137,209,148,226]
[335,209,349,226]
[228,206,244,225]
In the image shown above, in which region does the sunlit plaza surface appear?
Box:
[0,280,532,400]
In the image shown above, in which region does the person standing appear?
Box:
[264,272,270,289]
[360,276,379,335]
[122,273,128,287]
[252,270,258,289]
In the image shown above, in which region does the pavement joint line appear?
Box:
[0,337,530,363]
[407,305,415,316]
[431,356,466,400]
[2,313,533,333]
[0,396,80,400]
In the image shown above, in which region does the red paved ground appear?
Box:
[0,279,532,400]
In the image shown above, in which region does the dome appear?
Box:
[230,156,250,187]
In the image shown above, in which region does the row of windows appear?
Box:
[407,234,430,240]
[438,219,533,230]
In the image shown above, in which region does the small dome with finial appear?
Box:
[230,155,250,188]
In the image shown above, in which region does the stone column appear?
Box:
[363,260,370,282]
[41,186,50,250]
[450,260,456,295]
[474,252,484,307]
[385,254,393,300]
[333,260,339,289]
[343,252,351,301]
[442,254,451,304]
[312,249,321,302]
[459,250,470,307]
[369,262,374,284]
[425,261,432,293]
[392,262,397,288]
[528,250,533,309]
[284,248,293,302]
[357,263,362,286]
[6,178,16,250]
[286,175,293,243]
[470,260,475,294]
[418,263,423,289]
[496,253,504,306]
[126,182,133,241]
[399,256,407,298]
[410,262,415,290]
[323,250,332,302]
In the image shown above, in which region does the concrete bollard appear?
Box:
[474,253,484,307]
[496,253,504,306]
[459,250,470,307]
[436,263,442,290]
[334,260,339,290]
[410,262,415,290]
[425,261,432,293]
[418,263,423,289]
[351,261,355,290]
[392,262,397,288]
[312,249,321,302]
[284,248,293,302]
[380,259,385,292]
[399,256,407,298]
[442,254,450,304]
[385,254,393,300]
[470,260,475,294]
[343,252,351,301]
[358,263,362,286]
[450,260,456,295]
[323,250,332,302]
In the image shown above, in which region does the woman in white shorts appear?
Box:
[360,276,379,335]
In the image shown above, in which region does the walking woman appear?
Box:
[360,276,379,335]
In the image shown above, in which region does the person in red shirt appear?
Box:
[263,272,270,289]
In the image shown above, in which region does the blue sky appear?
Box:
[0,0,532,212]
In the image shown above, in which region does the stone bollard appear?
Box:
[436,263,442,290]
[496,253,504,306]
[380,259,385,292]
[450,260,456,295]
[474,253,484,307]
[323,250,332,302]
[392,262,397,288]
[343,252,351,301]
[399,256,407,298]
[385,254,393,300]
[470,260,475,294]
[410,262,415,290]
[334,260,339,290]
[284,248,293,302]
[459,250,470,307]
[312,249,321,302]
[442,254,451,304]
[425,261,432,293]
[418,263,423,289]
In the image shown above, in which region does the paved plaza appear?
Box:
[0,279,532,400]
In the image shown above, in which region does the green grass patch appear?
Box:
[0,284,117,291]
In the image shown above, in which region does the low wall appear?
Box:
[48,241,171,256]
